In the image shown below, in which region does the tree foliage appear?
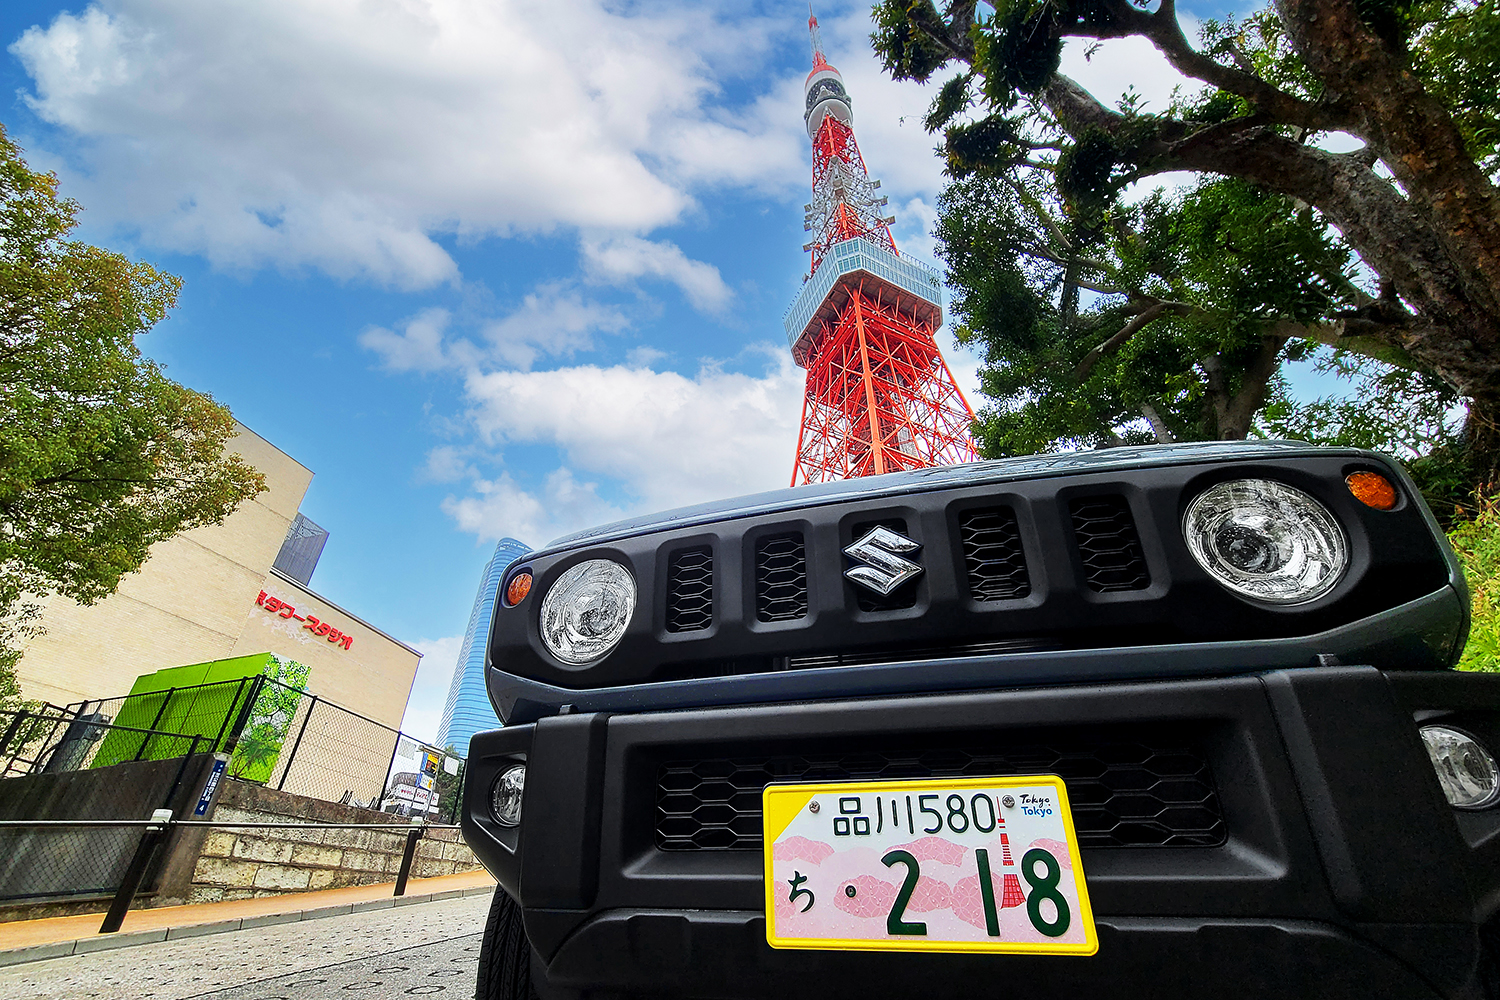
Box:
[0,125,265,704]
[436,746,466,823]
[1450,501,1500,670]
[939,166,1367,453]
[873,0,1500,485]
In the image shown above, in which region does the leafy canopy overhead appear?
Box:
[873,0,1500,481]
[939,164,1371,454]
[0,125,265,704]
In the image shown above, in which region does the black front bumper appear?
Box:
[462,666,1500,999]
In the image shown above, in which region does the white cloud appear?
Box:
[420,445,472,484]
[582,236,733,313]
[9,0,789,287]
[1060,33,1203,119]
[360,284,628,373]
[399,633,464,743]
[446,350,804,527]
[627,345,669,368]
[442,468,628,546]
[480,283,630,370]
[359,307,457,373]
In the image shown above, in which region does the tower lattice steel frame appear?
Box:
[784,14,978,486]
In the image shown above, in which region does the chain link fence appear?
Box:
[0,713,210,905]
[1,706,203,779]
[1,680,470,913]
[47,675,464,818]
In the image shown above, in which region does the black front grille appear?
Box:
[1070,496,1151,592]
[848,518,918,612]
[958,506,1030,601]
[656,735,1224,851]
[665,546,714,633]
[755,533,808,622]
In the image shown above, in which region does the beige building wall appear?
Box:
[231,569,420,732]
[14,426,420,743]
[16,424,312,706]
[232,569,422,803]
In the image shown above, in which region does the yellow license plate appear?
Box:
[763,774,1097,955]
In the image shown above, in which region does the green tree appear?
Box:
[436,746,465,823]
[1449,502,1500,670]
[0,125,265,704]
[939,169,1369,454]
[873,0,1500,483]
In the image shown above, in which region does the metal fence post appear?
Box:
[136,688,177,761]
[373,731,402,813]
[393,823,425,896]
[100,809,173,934]
[0,711,26,758]
[220,675,265,758]
[276,694,318,791]
[210,678,247,753]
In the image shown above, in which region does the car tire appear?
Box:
[475,887,538,1000]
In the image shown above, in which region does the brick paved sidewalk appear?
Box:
[0,868,497,967]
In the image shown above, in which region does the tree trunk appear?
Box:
[1042,71,1500,479]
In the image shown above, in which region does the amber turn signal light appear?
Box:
[505,571,534,606]
[1346,471,1398,510]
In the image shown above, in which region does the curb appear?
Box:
[0,884,495,969]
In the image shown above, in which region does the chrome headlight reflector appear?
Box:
[1421,726,1500,810]
[490,764,526,827]
[539,558,636,665]
[1183,479,1346,605]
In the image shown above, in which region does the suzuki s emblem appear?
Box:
[843,526,923,596]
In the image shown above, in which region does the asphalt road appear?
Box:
[0,893,492,1000]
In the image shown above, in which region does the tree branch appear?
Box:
[1070,276,1130,295]
[1220,335,1288,438]
[1074,296,1199,382]
[1140,401,1177,443]
[1143,0,1347,132]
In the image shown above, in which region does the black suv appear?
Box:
[461,442,1500,1000]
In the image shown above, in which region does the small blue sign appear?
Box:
[195,758,228,817]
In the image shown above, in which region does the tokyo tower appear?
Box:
[785,13,979,486]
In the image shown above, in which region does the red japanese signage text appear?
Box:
[255,591,354,650]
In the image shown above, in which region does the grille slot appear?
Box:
[848,518,918,612]
[958,506,1030,601]
[1070,496,1150,592]
[665,546,714,633]
[754,533,809,622]
[656,735,1224,851]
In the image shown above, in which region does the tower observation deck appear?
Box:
[785,13,979,485]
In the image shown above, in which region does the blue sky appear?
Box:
[0,0,1268,739]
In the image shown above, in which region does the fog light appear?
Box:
[490,764,526,827]
[1421,726,1500,810]
[1183,479,1346,604]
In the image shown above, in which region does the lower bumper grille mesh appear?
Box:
[656,735,1224,851]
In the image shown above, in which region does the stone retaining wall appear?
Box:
[187,779,481,904]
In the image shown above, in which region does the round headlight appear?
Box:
[539,559,636,665]
[1183,479,1346,605]
[490,764,526,827]
[1421,726,1500,810]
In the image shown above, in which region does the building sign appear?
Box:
[195,757,228,816]
[255,591,354,650]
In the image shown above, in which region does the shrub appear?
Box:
[1451,504,1500,672]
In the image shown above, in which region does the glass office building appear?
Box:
[436,537,531,754]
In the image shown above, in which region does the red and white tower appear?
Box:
[786,13,979,486]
